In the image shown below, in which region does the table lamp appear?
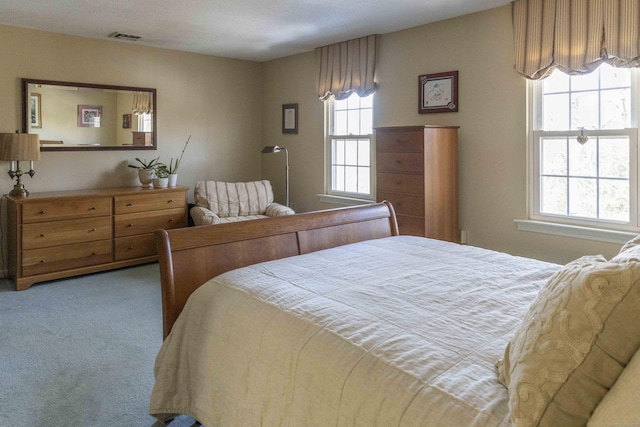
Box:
[0,133,41,197]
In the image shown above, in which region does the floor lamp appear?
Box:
[261,146,289,207]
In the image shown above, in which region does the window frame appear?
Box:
[527,68,640,234]
[324,96,375,201]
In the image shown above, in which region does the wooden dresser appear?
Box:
[7,186,188,290]
[375,125,458,242]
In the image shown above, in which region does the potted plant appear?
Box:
[128,157,160,187]
[166,135,191,187]
[153,164,170,188]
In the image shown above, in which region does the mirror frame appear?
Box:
[22,78,157,151]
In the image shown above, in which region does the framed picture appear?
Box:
[418,71,458,114]
[282,103,298,134]
[77,105,102,127]
[122,113,131,129]
[30,93,42,128]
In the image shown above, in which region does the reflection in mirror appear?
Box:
[22,78,156,151]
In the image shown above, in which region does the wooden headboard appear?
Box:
[155,201,399,338]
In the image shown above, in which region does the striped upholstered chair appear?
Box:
[190,180,295,226]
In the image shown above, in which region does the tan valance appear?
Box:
[513,0,640,79]
[316,34,379,100]
[132,91,153,115]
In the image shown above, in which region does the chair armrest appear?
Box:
[265,203,295,217]
[190,206,221,225]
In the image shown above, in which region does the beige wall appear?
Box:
[261,5,622,264]
[0,24,263,197]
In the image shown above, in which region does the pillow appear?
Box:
[611,234,640,263]
[588,347,640,426]
[496,254,640,426]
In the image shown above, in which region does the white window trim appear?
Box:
[322,97,376,201]
[520,69,640,243]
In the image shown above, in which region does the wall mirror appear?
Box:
[22,78,156,151]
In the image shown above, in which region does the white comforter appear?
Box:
[150,236,560,426]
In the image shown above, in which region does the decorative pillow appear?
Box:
[588,347,640,426]
[496,254,640,426]
[611,234,640,263]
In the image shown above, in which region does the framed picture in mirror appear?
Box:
[77,105,102,128]
[30,93,41,128]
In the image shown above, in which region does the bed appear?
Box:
[150,202,640,426]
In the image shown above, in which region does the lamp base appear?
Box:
[9,183,29,197]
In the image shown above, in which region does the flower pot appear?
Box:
[138,169,154,187]
[168,174,178,188]
[153,177,169,188]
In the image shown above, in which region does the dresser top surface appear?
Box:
[6,186,190,203]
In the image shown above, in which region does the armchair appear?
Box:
[190,180,295,226]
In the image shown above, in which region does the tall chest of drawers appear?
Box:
[375,125,458,242]
[7,186,188,290]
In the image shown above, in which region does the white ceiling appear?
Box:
[0,0,511,62]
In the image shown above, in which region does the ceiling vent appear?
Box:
[108,32,142,42]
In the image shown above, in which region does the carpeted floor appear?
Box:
[0,263,198,427]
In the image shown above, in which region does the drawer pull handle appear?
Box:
[39,210,46,214]
[127,224,133,227]
[128,246,134,250]
[39,260,45,263]
[89,207,96,210]
[126,203,133,207]
[39,234,45,237]
[91,252,96,256]
[168,199,173,203]
[90,228,97,232]
[168,219,174,223]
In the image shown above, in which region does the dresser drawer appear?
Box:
[22,217,112,250]
[376,130,424,153]
[377,173,424,195]
[114,191,186,214]
[396,215,425,236]
[22,197,111,223]
[114,234,156,261]
[376,153,423,174]
[114,208,186,237]
[378,192,424,217]
[22,240,112,276]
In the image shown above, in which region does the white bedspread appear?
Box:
[150,236,560,426]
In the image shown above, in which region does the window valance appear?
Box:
[132,91,153,115]
[513,0,640,79]
[316,34,379,100]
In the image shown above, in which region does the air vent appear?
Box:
[108,32,142,42]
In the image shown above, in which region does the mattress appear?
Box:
[150,236,560,426]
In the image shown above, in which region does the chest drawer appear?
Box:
[22,197,111,223]
[377,172,424,195]
[378,192,424,217]
[376,130,424,153]
[114,191,186,214]
[376,153,424,175]
[22,240,112,276]
[114,208,186,237]
[22,217,112,250]
[114,234,156,261]
[396,215,425,236]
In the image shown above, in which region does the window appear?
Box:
[138,113,152,132]
[529,64,639,233]
[325,94,374,199]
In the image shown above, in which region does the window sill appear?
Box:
[514,219,637,244]
[317,194,374,206]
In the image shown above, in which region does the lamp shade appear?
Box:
[261,145,282,154]
[0,133,40,161]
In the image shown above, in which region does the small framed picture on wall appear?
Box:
[282,103,298,134]
[122,113,132,129]
[418,71,458,114]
